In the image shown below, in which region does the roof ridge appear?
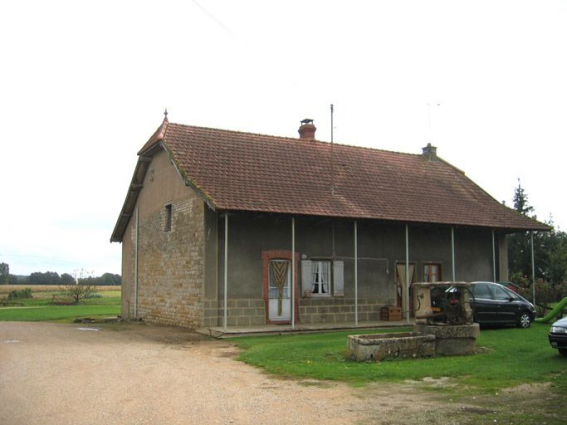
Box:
[167,121,424,158]
[138,119,169,155]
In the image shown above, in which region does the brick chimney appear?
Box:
[298,119,316,140]
[422,143,437,161]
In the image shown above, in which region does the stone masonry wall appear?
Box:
[137,195,205,328]
[124,148,206,329]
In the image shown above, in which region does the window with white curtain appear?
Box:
[301,259,344,298]
[311,261,331,296]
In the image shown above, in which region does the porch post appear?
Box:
[492,230,496,282]
[224,213,228,330]
[291,216,296,330]
[531,231,536,305]
[405,224,410,324]
[134,207,139,319]
[451,227,456,281]
[354,220,358,326]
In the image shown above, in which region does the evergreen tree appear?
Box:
[508,180,536,279]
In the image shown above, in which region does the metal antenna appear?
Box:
[427,102,440,141]
[330,104,335,195]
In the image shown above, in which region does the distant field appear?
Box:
[0,285,121,322]
[0,285,121,294]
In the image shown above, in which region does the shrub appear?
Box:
[8,288,33,300]
[62,282,96,304]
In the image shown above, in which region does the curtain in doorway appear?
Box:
[271,261,289,316]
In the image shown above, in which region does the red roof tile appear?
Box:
[111,120,548,242]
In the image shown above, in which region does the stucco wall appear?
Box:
[214,214,496,324]
[121,148,205,328]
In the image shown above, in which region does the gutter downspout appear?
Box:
[224,214,229,330]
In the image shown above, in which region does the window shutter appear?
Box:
[333,261,344,297]
[301,260,312,296]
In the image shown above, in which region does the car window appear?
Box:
[472,283,492,299]
[502,287,520,300]
[491,285,512,301]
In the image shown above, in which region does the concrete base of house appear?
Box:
[196,320,414,339]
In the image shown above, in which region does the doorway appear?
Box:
[268,259,291,322]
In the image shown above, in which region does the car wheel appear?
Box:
[517,312,532,328]
[559,348,567,357]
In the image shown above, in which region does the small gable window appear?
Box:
[164,204,172,232]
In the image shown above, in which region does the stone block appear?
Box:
[237,316,251,326]
[250,316,265,325]
[414,323,480,356]
[348,332,436,362]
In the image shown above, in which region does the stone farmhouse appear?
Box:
[111,114,547,331]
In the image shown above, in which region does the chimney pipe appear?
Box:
[298,119,316,140]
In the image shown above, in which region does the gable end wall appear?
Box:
[121,149,205,328]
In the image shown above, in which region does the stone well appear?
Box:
[414,322,480,356]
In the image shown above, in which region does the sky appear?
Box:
[1,0,566,276]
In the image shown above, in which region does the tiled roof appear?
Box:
[111,119,548,242]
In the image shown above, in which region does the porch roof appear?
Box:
[111,118,548,242]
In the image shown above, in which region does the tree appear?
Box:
[513,179,535,217]
[508,181,567,303]
[63,269,96,303]
[60,273,75,285]
[508,180,537,279]
[0,263,9,284]
[63,281,96,304]
[29,271,61,285]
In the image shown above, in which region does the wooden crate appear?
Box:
[381,306,402,321]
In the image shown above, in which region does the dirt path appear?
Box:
[0,322,560,425]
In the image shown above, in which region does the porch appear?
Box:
[196,319,413,339]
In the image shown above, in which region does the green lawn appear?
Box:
[233,323,567,396]
[0,290,121,322]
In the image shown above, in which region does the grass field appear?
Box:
[0,285,121,322]
[233,323,567,396]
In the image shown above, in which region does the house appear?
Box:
[110,114,548,330]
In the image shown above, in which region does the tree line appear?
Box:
[0,267,121,286]
[508,181,567,303]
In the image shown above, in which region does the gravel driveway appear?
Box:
[1,321,556,425]
[0,322,438,425]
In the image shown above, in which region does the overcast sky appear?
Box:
[1,0,566,276]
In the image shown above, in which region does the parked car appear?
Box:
[548,317,567,356]
[430,281,536,328]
